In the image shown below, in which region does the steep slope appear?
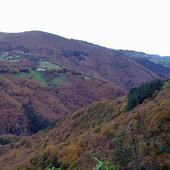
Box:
[0,75,70,135]
[122,50,170,78]
[0,80,169,169]
[0,31,166,90]
[130,57,170,78]
[149,56,170,68]
[0,71,125,135]
[121,50,170,67]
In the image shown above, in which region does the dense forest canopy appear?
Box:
[126,79,163,111]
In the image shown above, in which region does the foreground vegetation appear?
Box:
[0,79,168,169]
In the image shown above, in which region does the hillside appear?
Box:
[121,50,170,68]
[1,30,170,136]
[0,80,169,169]
[0,31,169,169]
[0,70,125,135]
[122,50,170,78]
[1,31,169,90]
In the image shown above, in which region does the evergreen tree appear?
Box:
[126,79,163,111]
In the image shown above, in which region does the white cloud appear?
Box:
[0,0,170,55]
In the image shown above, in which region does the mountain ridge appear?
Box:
[0,30,168,90]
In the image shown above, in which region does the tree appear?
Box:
[23,99,50,133]
[126,79,163,111]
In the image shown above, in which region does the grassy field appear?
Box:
[39,61,62,70]
[29,69,46,82]
[51,74,69,86]
[15,72,30,78]
[15,70,70,86]
[15,69,46,83]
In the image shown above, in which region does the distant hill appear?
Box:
[121,50,170,78]
[0,31,169,90]
[121,50,170,67]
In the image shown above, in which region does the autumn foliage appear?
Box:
[0,80,169,169]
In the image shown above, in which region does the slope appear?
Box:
[0,31,166,90]
[122,50,170,78]
[0,67,125,135]
[0,80,169,169]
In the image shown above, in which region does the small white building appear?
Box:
[37,68,46,71]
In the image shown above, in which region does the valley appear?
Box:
[0,31,169,170]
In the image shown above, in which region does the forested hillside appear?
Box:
[0,31,169,90]
[0,80,169,169]
[0,31,169,169]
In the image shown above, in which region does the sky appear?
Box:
[0,0,170,56]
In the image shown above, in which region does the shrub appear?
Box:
[31,153,61,169]
[0,137,11,145]
[112,129,135,168]
[16,153,62,170]
[94,127,101,133]
[69,160,78,170]
[93,157,118,170]
[105,131,114,139]
[126,79,163,111]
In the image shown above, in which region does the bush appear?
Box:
[31,153,61,169]
[126,79,163,111]
[16,153,62,170]
[0,137,11,145]
[93,157,118,170]
[112,129,134,168]
[94,127,101,133]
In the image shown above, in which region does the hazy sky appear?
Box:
[0,0,170,55]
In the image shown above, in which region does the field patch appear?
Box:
[51,74,69,86]
[39,61,62,70]
[14,69,46,83]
